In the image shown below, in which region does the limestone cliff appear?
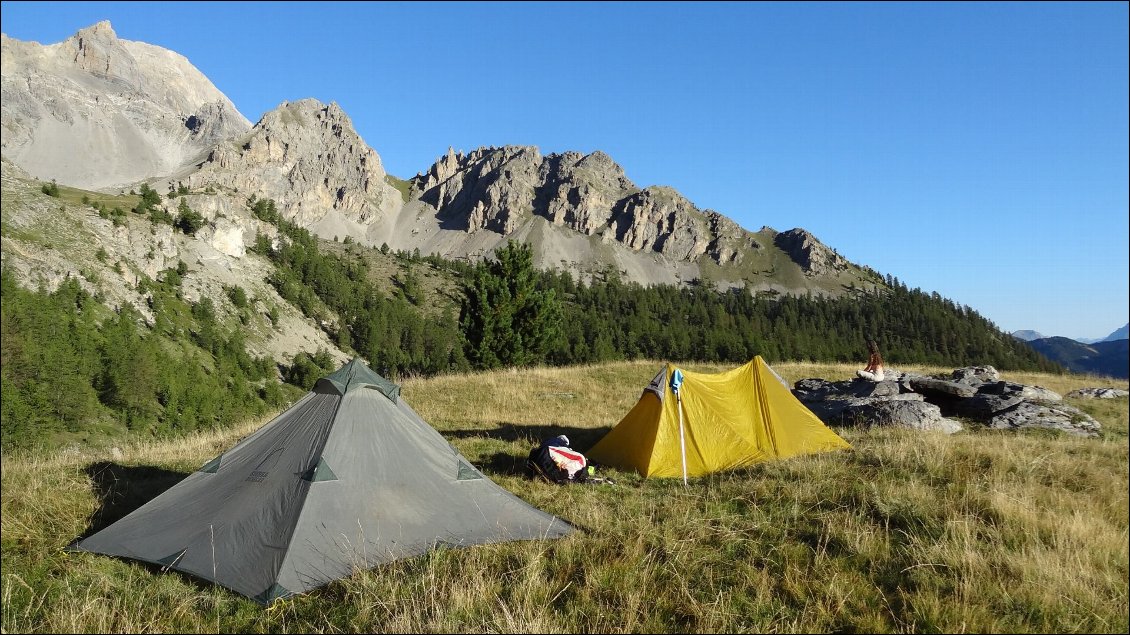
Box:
[412,145,760,267]
[0,21,250,190]
[188,98,402,230]
[773,228,851,277]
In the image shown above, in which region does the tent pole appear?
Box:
[677,394,688,487]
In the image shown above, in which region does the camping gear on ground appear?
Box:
[525,436,616,485]
[526,435,588,484]
[586,356,851,479]
[69,358,575,605]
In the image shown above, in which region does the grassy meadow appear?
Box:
[2,360,1127,633]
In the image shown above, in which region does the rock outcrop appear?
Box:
[413,145,765,267]
[1066,387,1129,399]
[0,21,251,190]
[794,365,1103,437]
[773,228,851,277]
[0,157,344,366]
[417,146,543,235]
[542,150,635,235]
[188,98,402,231]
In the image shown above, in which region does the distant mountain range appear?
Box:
[1022,337,1128,380]
[1011,323,1129,345]
[1098,324,1130,342]
[1009,324,1128,379]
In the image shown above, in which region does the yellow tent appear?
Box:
[586,357,851,479]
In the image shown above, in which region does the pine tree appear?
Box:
[175,198,206,235]
[460,241,562,369]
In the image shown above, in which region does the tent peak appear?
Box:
[316,357,400,401]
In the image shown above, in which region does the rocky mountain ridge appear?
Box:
[1,21,250,190]
[412,145,763,266]
[184,98,404,229]
[1,22,879,298]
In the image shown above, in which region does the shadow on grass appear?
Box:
[73,461,190,541]
[476,451,529,477]
[444,422,610,452]
[446,423,614,482]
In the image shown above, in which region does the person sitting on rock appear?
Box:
[856,339,886,382]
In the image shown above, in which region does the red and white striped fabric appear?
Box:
[547,445,587,479]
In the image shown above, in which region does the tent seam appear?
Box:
[265,390,348,596]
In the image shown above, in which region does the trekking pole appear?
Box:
[677,394,687,486]
[672,368,688,487]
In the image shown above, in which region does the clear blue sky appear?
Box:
[2,1,1127,340]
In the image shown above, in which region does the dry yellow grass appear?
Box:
[2,361,1126,633]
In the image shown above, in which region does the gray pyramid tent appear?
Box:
[70,358,575,604]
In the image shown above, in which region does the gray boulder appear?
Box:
[950,366,1001,385]
[794,365,1102,438]
[949,393,1026,419]
[988,402,1101,437]
[977,380,1062,402]
[854,400,963,434]
[1066,388,1129,399]
[908,377,978,399]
